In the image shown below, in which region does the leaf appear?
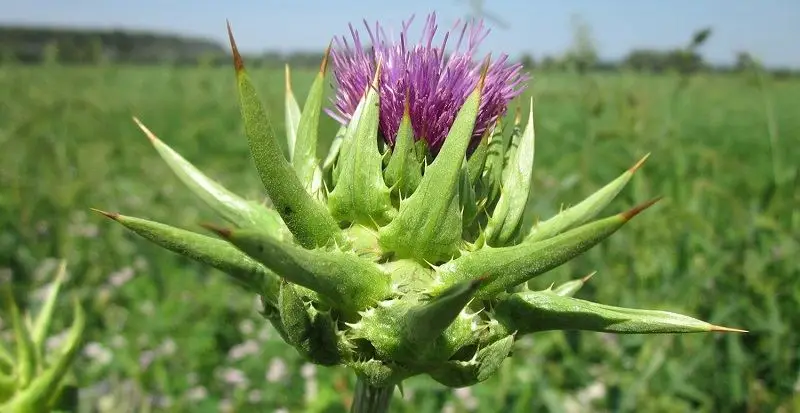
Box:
[227,22,343,248]
[379,66,488,263]
[524,154,650,243]
[439,198,661,299]
[206,224,392,320]
[384,99,423,198]
[134,117,290,239]
[284,64,301,162]
[292,45,330,200]
[551,271,596,297]
[486,99,536,246]
[494,290,746,335]
[94,210,281,305]
[328,64,395,226]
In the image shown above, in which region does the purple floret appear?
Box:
[328,13,528,155]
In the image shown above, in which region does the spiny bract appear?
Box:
[94,14,744,391]
[1,261,85,413]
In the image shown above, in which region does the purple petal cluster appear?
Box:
[328,13,528,154]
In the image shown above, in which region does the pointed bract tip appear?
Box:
[90,208,119,220]
[284,64,293,92]
[514,103,522,125]
[320,40,332,74]
[621,196,663,221]
[710,325,748,333]
[581,271,597,283]
[200,222,233,239]
[629,153,651,173]
[226,20,244,72]
[132,116,159,143]
[477,55,491,92]
[371,56,383,89]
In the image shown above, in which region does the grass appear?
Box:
[0,63,798,412]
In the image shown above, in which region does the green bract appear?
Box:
[0,261,85,413]
[94,23,745,408]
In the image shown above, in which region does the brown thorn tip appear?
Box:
[478,55,490,91]
[90,208,119,220]
[285,64,292,91]
[321,40,332,74]
[581,271,597,283]
[629,152,651,173]
[710,325,748,333]
[132,117,158,143]
[372,56,382,88]
[200,222,232,238]
[621,196,663,221]
[226,20,244,72]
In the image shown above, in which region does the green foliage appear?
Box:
[1,58,797,412]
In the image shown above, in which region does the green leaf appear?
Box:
[284,64,301,162]
[277,281,342,365]
[207,225,392,319]
[438,198,661,299]
[384,99,423,198]
[552,271,596,297]
[481,119,506,204]
[427,335,514,388]
[0,299,85,413]
[396,278,484,360]
[31,260,67,366]
[494,290,747,335]
[322,125,347,174]
[292,46,330,200]
[328,64,396,226]
[134,117,290,240]
[486,100,536,246]
[379,68,487,263]
[0,341,12,375]
[459,160,480,232]
[227,23,343,248]
[3,286,35,388]
[347,359,411,388]
[333,99,367,186]
[525,154,650,243]
[94,210,281,305]
[467,131,490,186]
[0,373,14,402]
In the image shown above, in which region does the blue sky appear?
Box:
[3,0,798,68]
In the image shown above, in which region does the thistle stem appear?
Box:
[350,377,394,413]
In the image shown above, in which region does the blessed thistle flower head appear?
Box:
[327,13,527,154]
[94,13,745,411]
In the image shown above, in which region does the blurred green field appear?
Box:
[1,63,798,412]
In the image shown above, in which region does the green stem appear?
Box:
[350,377,395,413]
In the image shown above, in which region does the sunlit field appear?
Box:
[1,63,798,412]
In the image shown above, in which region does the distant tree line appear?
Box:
[1,26,797,78]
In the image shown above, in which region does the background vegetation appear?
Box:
[1,20,798,412]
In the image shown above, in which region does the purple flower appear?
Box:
[328,13,528,155]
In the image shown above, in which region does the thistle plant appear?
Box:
[93,14,744,412]
[1,261,85,413]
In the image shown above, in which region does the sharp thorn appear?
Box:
[621,196,663,221]
[629,153,651,173]
[226,20,244,72]
[132,116,159,143]
[90,208,119,220]
[581,271,597,283]
[710,325,748,333]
